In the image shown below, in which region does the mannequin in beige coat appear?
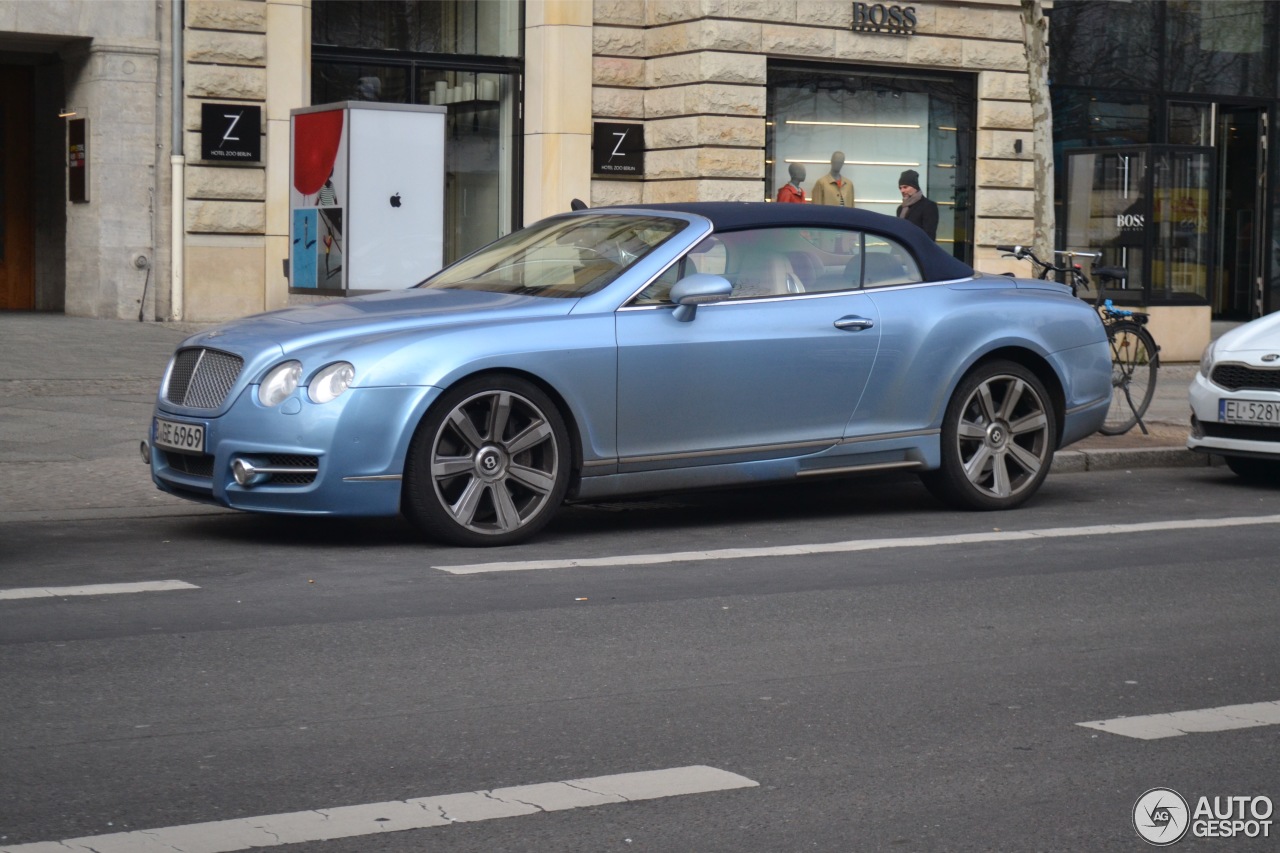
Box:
[811,151,855,207]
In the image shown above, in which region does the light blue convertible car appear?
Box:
[145,203,1112,545]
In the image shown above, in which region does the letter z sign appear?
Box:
[592,122,644,177]
[201,103,262,162]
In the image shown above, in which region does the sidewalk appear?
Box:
[0,312,1208,524]
[0,313,218,524]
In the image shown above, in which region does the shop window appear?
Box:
[312,0,522,268]
[1052,90,1152,149]
[1065,146,1214,304]
[767,65,975,264]
[313,0,519,57]
[1168,102,1213,146]
[1049,1,1161,91]
[1165,0,1276,99]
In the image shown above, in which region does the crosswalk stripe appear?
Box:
[435,513,1280,574]
[1078,700,1280,740]
[0,580,199,600]
[0,766,758,853]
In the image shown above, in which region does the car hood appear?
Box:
[1217,310,1280,355]
[183,288,577,353]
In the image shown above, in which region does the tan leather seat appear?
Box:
[786,251,823,289]
[732,254,801,297]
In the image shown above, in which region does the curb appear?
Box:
[1052,447,1221,473]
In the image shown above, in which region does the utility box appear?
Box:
[289,102,446,294]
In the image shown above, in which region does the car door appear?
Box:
[614,227,881,470]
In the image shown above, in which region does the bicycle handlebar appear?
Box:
[997,244,1101,293]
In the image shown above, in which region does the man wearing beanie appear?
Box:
[896,169,938,240]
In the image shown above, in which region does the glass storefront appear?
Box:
[312,0,522,265]
[1050,0,1280,316]
[766,64,976,263]
[1065,146,1213,305]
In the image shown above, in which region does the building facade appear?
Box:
[2,0,1276,363]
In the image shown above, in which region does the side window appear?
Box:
[861,236,923,287]
[722,227,863,298]
[631,236,726,304]
[629,227,922,303]
[631,259,686,305]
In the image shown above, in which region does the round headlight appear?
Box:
[258,361,302,407]
[308,362,356,404]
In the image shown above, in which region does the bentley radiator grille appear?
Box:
[1212,364,1280,392]
[166,348,244,408]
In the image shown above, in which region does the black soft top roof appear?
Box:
[601,202,975,283]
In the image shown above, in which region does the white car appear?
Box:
[1188,312,1280,481]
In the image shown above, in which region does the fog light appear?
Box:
[232,457,258,486]
[140,440,151,464]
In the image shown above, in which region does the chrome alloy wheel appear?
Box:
[429,388,562,536]
[954,373,1051,500]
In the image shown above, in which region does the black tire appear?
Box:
[1098,320,1158,436]
[921,360,1058,511]
[1224,455,1280,484]
[403,375,571,546]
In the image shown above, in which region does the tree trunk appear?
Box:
[1021,0,1054,261]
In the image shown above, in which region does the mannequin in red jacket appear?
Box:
[776,163,807,203]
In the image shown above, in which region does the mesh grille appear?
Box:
[1212,364,1280,392]
[166,348,244,408]
[165,452,215,478]
[267,454,319,485]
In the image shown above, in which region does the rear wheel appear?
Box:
[403,375,570,546]
[1098,320,1158,435]
[921,360,1057,510]
[1224,455,1280,483]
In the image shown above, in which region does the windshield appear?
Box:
[418,214,685,298]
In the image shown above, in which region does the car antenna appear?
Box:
[570,198,588,211]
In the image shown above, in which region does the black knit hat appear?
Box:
[898,169,920,190]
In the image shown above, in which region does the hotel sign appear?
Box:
[201,103,262,162]
[592,122,644,177]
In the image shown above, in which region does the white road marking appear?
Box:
[1079,700,1280,740]
[0,580,199,601]
[0,765,757,853]
[436,514,1280,574]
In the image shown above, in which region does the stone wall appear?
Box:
[181,0,270,321]
[591,0,1039,268]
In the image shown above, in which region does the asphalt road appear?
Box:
[3,466,1279,852]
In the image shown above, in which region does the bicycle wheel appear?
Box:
[1098,320,1159,435]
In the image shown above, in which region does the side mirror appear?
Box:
[669,273,732,322]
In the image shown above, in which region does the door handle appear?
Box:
[834,316,874,331]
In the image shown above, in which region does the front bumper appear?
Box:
[148,384,441,517]
[1186,370,1280,459]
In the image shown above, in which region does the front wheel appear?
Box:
[403,375,571,546]
[1224,455,1280,484]
[1098,320,1158,436]
[920,360,1058,511]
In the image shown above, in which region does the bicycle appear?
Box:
[996,245,1160,436]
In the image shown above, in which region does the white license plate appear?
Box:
[1220,399,1280,427]
[154,417,205,454]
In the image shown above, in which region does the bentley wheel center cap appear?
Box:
[475,446,507,480]
[987,422,1009,449]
